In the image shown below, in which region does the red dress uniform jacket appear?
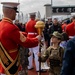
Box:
[66,22,75,39]
[62,24,67,32]
[26,19,38,38]
[0,18,38,73]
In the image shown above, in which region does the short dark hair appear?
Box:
[62,32,69,41]
[72,15,75,19]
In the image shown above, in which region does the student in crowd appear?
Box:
[38,31,64,75]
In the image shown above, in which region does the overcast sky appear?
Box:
[0,0,75,18]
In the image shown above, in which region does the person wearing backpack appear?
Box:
[38,31,64,75]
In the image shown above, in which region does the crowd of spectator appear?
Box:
[14,15,75,75]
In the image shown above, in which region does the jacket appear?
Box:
[0,17,38,74]
[60,37,75,75]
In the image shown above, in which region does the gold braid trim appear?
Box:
[0,42,13,62]
[6,52,19,71]
[0,42,20,75]
[0,54,20,75]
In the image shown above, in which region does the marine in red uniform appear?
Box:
[25,12,40,72]
[26,13,38,38]
[66,16,75,39]
[0,2,41,75]
[62,20,67,32]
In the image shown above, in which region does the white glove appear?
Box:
[36,35,42,41]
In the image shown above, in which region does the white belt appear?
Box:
[69,36,74,39]
[28,32,37,35]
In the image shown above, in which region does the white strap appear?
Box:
[69,36,74,39]
[28,32,37,35]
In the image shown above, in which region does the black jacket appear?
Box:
[49,24,62,35]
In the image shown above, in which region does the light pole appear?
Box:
[51,0,53,18]
[18,11,23,23]
[18,0,20,21]
[18,0,19,3]
[51,0,52,7]
[20,11,23,23]
[67,2,71,18]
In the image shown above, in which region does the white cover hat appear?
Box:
[29,12,36,16]
[1,2,19,8]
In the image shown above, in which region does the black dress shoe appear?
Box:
[28,67,34,70]
[36,69,47,73]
